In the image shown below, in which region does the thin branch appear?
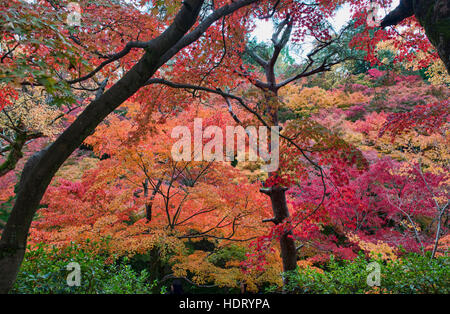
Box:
[66,41,149,85]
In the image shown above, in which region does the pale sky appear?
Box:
[252,0,400,59]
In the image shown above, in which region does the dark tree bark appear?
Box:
[381,0,450,73]
[0,131,42,178]
[143,178,163,222]
[0,0,259,293]
[260,91,298,278]
[260,187,297,275]
[0,132,27,178]
[143,180,152,222]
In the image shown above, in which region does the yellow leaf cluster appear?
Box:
[347,233,397,261]
[280,85,370,117]
[0,89,63,137]
[297,259,324,274]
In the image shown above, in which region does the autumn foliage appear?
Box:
[0,0,449,293]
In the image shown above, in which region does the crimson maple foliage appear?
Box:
[1,0,448,293]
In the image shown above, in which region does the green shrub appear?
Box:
[11,242,159,294]
[208,245,247,268]
[279,252,449,294]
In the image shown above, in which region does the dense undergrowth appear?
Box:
[11,242,449,294]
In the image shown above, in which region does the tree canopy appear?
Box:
[0,0,449,294]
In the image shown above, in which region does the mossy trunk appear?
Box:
[0,132,27,178]
[381,0,450,73]
[414,0,450,73]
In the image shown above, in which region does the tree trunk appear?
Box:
[414,0,450,73]
[261,87,297,284]
[143,180,151,221]
[0,0,205,293]
[0,131,27,178]
[261,187,297,280]
[381,0,450,73]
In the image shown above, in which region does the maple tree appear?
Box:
[147,5,372,280]
[29,103,279,289]
[0,0,264,293]
[0,0,449,294]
